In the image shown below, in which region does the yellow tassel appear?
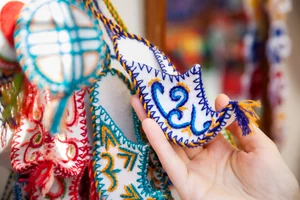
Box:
[238,100,261,135]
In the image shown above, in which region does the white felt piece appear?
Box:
[11,89,89,176]
[11,117,45,173]
[43,90,89,176]
[94,72,136,142]
[32,175,82,200]
[127,62,238,145]
[92,107,164,199]
[117,37,177,75]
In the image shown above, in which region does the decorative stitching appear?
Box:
[90,75,167,199]
[117,146,138,171]
[14,0,111,134]
[100,152,121,192]
[91,14,261,148]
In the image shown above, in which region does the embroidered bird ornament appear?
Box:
[91,12,261,148]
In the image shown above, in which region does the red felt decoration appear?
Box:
[0,1,24,47]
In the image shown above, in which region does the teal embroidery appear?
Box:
[120,184,143,200]
[100,123,120,150]
[90,69,168,199]
[14,0,110,134]
[101,152,121,192]
[117,147,138,171]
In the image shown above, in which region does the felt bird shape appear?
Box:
[90,10,261,148]
[14,0,110,134]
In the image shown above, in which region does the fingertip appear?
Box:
[142,118,154,128]
[215,93,230,111]
[142,118,161,137]
[130,94,139,107]
[131,94,147,121]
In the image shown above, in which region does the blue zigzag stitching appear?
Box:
[120,61,236,148]
[85,7,258,147]
[151,47,178,75]
[90,69,169,199]
[85,1,178,77]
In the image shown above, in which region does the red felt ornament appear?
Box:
[0,1,24,47]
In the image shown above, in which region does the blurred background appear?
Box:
[164,0,300,182]
[0,0,300,196]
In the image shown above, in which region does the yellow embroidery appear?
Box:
[164,120,172,130]
[147,78,161,87]
[178,106,188,111]
[181,126,192,137]
[100,153,121,192]
[177,82,190,93]
[101,125,120,150]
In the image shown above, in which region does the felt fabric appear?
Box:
[90,105,168,199]
[0,1,24,48]
[115,37,260,147]
[88,2,173,198]
[89,9,260,148]
[11,87,90,196]
[14,0,110,134]
[90,68,171,199]
[30,174,83,200]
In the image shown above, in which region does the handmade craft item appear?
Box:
[30,173,83,200]
[86,7,260,148]
[11,87,90,196]
[243,0,265,100]
[90,67,171,199]
[0,0,32,128]
[266,0,291,148]
[14,0,110,134]
[89,2,173,199]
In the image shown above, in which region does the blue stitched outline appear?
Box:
[169,86,189,108]
[115,58,233,147]
[151,82,168,117]
[190,105,212,136]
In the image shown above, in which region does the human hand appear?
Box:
[131,94,300,200]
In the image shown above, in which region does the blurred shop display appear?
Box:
[166,0,292,149]
[166,0,247,99]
